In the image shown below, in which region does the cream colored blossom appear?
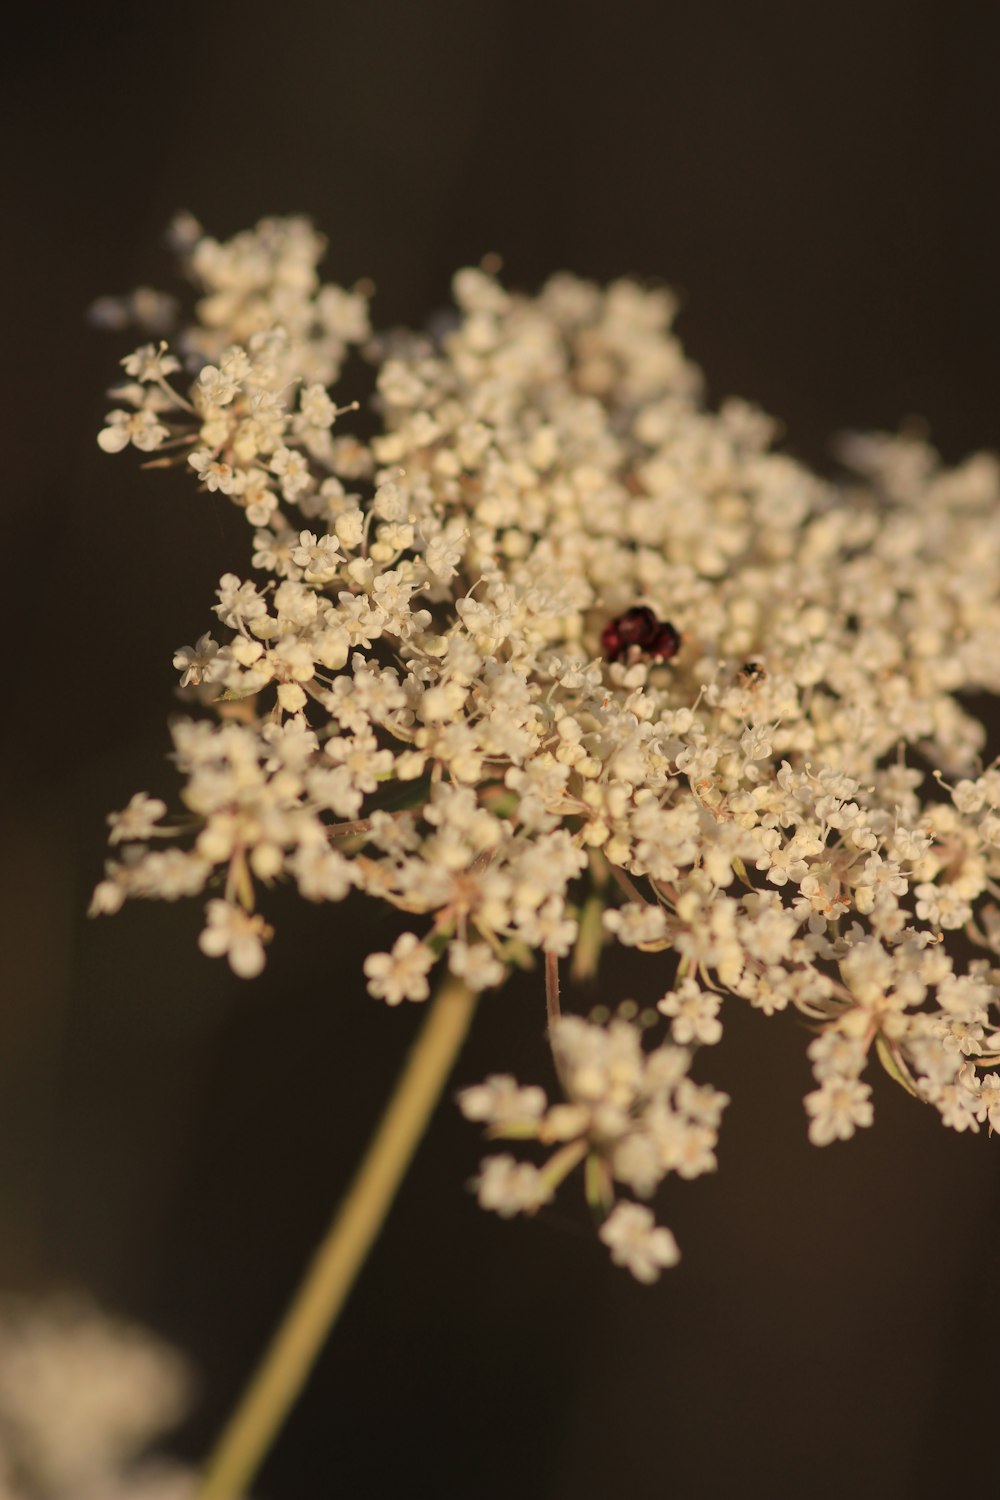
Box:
[0,1296,190,1499]
[92,214,1000,1278]
[599,1202,680,1283]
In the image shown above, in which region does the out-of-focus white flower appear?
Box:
[107,793,167,846]
[0,1295,189,1499]
[363,932,435,1005]
[599,1202,679,1283]
[474,1156,553,1218]
[804,1077,875,1146]
[198,900,272,977]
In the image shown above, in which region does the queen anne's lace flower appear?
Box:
[362,932,435,1005]
[93,214,1000,1280]
[198,900,273,978]
[0,1296,233,1500]
[599,1202,680,1283]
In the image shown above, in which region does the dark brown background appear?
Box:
[4,3,1000,1497]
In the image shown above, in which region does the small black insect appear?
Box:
[736,660,767,686]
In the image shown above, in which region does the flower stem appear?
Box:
[545,948,561,1033]
[197,974,477,1500]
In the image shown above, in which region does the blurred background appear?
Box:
[4,3,1000,1496]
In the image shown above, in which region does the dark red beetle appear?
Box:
[601,607,681,664]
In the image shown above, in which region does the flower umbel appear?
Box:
[94,215,1000,1286]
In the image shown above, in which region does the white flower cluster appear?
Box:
[0,1294,236,1500]
[460,1015,726,1281]
[94,215,1000,1280]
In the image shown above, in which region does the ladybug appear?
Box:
[601,607,681,664]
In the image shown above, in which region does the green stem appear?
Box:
[197,974,477,1500]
